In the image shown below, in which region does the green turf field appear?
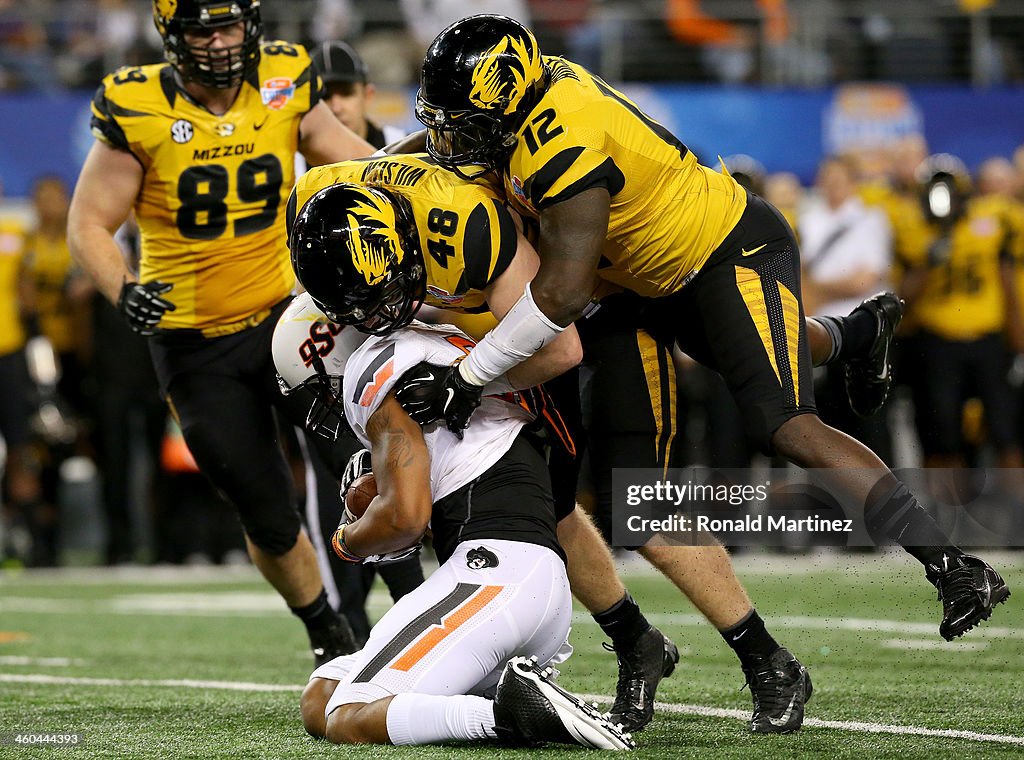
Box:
[0,551,1021,759]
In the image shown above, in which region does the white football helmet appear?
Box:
[272,292,370,440]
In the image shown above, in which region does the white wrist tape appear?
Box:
[459,283,564,385]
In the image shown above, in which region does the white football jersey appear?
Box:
[342,322,533,502]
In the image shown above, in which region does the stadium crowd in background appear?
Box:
[4,1,1024,89]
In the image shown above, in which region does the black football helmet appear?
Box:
[290,183,425,335]
[152,0,262,88]
[916,153,971,223]
[416,15,548,176]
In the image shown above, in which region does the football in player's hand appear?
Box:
[344,473,378,518]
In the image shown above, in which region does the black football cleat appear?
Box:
[309,617,359,667]
[926,553,1010,640]
[743,648,812,734]
[843,292,904,418]
[605,626,680,733]
[493,656,635,750]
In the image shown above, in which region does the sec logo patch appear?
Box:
[170,119,193,143]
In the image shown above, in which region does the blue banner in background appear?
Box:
[1,85,1022,199]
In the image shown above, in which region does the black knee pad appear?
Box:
[237,505,302,555]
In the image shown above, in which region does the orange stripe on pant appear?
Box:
[389,585,504,672]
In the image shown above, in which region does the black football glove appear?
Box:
[117,279,176,336]
[393,361,483,438]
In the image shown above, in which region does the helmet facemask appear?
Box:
[416,95,517,179]
[277,349,348,441]
[416,15,547,179]
[155,1,262,89]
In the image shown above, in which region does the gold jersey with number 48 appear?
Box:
[91,41,321,332]
[291,154,518,314]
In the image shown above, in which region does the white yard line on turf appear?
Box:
[2,594,1020,642]
[579,697,1024,747]
[0,673,1020,746]
[0,656,85,666]
[882,638,989,651]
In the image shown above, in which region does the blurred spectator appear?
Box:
[763,171,804,233]
[311,0,359,43]
[0,0,57,90]
[900,154,1022,469]
[1013,144,1024,198]
[723,153,767,195]
[666,0,789,83]
[860,135,933,304]
[802,156,891,317]
[401,0,531,53]
[352,0,416,85]
[801,155,894,460]
[310,40,407,149]
[18,176,92,565]
[859,0,955,82]
[0,208,41,564]
[529,0,606,70]
[21,176,92,417]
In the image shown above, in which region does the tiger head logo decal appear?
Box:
[469,32,543,116]
[153,0,178,32]
[345,190,405,287]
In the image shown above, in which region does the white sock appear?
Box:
[385,693,497,745]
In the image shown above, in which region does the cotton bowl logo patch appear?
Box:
[261,77,295,110]
[215,122,235,137]
[170,119,193,144]
[466,547,498,569]
[510,175,527,205]
[426,285,465,305]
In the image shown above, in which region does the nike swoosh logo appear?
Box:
[741,244,767,257]
[443,388,455,410]
[407,373,435,384]
[767,695,797,727]
[731,629,748,641]
[254,117,268,130]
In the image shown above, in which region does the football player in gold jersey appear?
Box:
[901,155,1023,469]
[67,0,376,666]
[400,14,1010,730]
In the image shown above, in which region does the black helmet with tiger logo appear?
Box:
[290,183,425,335]
[415,15,548,176]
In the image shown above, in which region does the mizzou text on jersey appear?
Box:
[91,41,322,333]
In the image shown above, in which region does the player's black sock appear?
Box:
[814,308,877,364]
[864,481,961,570]
[290,587,339,632]
[593,592,651,649]
[377,556,426,602]
[811,315,843,364]
[720,609,780,666]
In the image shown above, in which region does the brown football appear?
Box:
[344,473,378,518]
